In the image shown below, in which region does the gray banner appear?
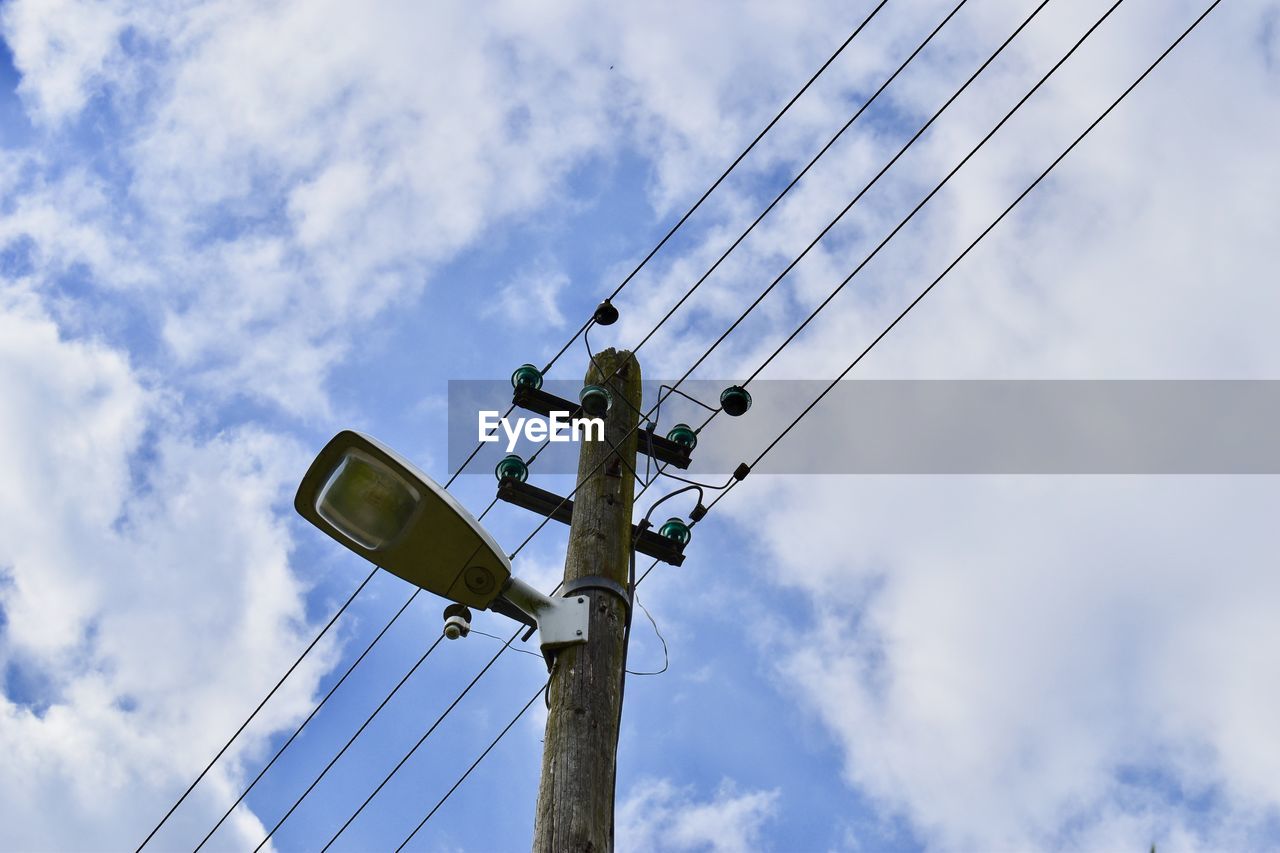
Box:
[448,380,1280,475]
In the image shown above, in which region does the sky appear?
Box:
[1,0,1279,851]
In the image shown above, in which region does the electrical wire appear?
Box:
[698,0,1224,520]
[193,494,512,850]
[511,0,1051,514]
[394,683,547,852]
[319,632,522,851]
[673,0,1127,451]
[395,554,664,849]
[145,5,895,844]
[136,565,379,853]
[536,0,892,376]
[734,0,1126,389]
[387,8,1224,844]
[623,0,972,363]
[626,591,670,677]
[508,0,973,482]
[251,635,445,851]
[445,0,893,493]
[193,587,422,852]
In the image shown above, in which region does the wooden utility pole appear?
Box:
[533,348,641,853]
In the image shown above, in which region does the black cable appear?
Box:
[397,553,665,847]
[652,0,1116,456]
[701,0,1224,519]
[519,0,1049,509]
[445,1,892,494]
[390,10,1226,841]
[252,634,445,852]
[486,0,968,521]
[193,587,421,852]
[319,633,521,851]
[738,0,1126,389]
[395,683,547,852]
[624,0,971,363]
[136,565,379,852]
[537,0,893,376]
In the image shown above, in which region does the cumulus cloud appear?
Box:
[2,0,1278,850]
[726,476,1280,850]
[618,778,779,853]
[0,292,330,849]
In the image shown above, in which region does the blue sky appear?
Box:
[1,1,1279,851]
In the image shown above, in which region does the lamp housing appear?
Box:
[295,431,512,608]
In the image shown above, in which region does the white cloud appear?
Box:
[0,0,127,124]
[618,777,779,853]
[729,476,1280,851]
[486,264,571,330]
[3,0,1279,849]
[0,293,330,850]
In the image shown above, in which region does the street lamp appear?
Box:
[295,430,587,664]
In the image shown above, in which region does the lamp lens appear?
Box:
[317,450,421,550]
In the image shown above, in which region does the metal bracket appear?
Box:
[564,575,632,615]
[496,478,687,566]
[511,386,693,469]
[498,576,590,670]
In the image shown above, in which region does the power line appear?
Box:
[136,565,379,852]
[624,0,972,362]
[502,0,1052,542]
[193,587,421,851]
[319,632,522,851]
[679,0,1128,448]
[514,0,977,482]
[623,0,1050,431]
[699,0,1224,518]
[252,635,445,852]
[537,0,893,375]
[395,682,547,852]
[447,0,893,490]
[412,6,1228,840]
[396,556,664,848]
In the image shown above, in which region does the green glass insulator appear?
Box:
[511,363,543,390]
[666,423,697,450]
[494,454,529,483]
[658,517,692,546]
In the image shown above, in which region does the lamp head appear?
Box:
[295,431,511,608]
